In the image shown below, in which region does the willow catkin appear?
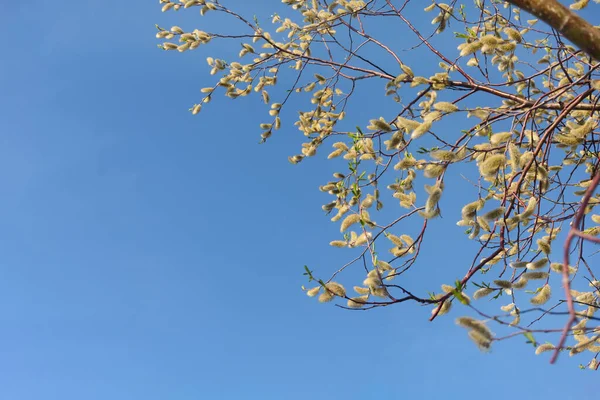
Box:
[387,234,404,247]
[536,238,551,254]
[363,277,381,289]
[425,188,442,212]
[441,284,455,294]
[575,292,595,304]
[504,27,523,42]
[430,150,458,162]
[353,232,371,246]
[490,132,513,145]
[456,317,492,340]
[508,142,520,171]
[376,260,393,271]
[306,286,321,297]
[347,295,368,308]
[510,261,528,269]
[424,164,444,178]
[509,311,520,327]
[394,117,421,132]
[353,286,370,295]
[519,196,537,219]
[433,102,458,113]
[361,195,375,209]
[411,120,432,139]
[494,280,512,289]
[526,258,549,270]
[476,216,491,232]
[482,207,505,221]
[458,40,483,57]
[461,199,484,219]
[468,330,491,351]
[522,271,549,280]
[318,291,334,303]
[325,282,346,297]
[369,118,393,132]
[479,154,506,176]
[512,277,528,289]
[371,287,389,298]
[535,343,555,355]
[473,287,494,299]
[530,285,551,305]
[394,158,418,170]
[340,213,361,232]
[479,34,502,46]
[435,299,452,316]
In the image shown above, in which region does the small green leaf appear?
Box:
[523,332,537,347]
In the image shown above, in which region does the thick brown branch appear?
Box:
[507,0,600,60]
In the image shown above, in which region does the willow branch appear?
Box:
[506,0,600,60]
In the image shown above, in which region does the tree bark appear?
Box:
[507,0,600,60]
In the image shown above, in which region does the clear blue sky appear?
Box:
[0,1,595,399]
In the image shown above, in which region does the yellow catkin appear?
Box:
[430,150,458,162]
[461,199,484,219]
[526,258,548,270]
[394,117,421,132]
[411,121,432,139]
[425,188,442,212]
[504,27,523,42]
[468,330,491,351]
[483,207,505,221]
[318,291,334,303]
[340,213,361,232]
[575,292,595,304]
[537,238,551,254]
[353,232,371,246]
[441,284,455,294]
[530,285,551,305]
[456,317,492,340]
[522,272,549,280]
[370,118,393,132]
[508,142,520,171]
[494,280,512,289]
[433,102,458,113]
[371,287,389,298]
[424,164,444,178]
[459,41,483,57]
[325,282,346,297]
[354,286,370,295]
[490,132,513,145]
[473,287,494,299]
[535,343,555,355]
[434,300,452,316]
[520,196,537,219]
[510,261,528,269]
[512,277,528,289]
[347,295,368,308]
[376,260,393,271]
[479,154,506,176]
[386,234,404,247]
[509,312,520,327]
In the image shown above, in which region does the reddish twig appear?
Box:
[550,164,600,364]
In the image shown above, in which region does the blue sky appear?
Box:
[0,1,596,399]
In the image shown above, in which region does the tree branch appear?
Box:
[507,0,600,60]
